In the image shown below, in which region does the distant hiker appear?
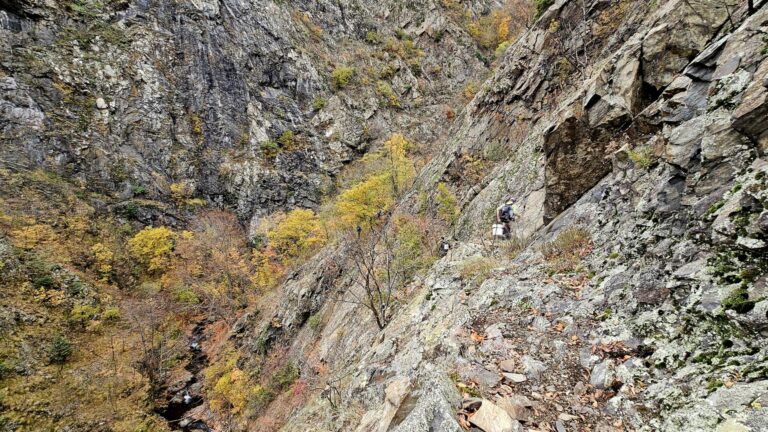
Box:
[438,238,451,257]
[496,197,517,240]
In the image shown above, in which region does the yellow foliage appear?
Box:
[463,82,478,101]
[268,209,326,261]
[90,242,114,282]
[63,215,90,237]
[170,182,195,206]
[190,113,204,135]
[496,12,511,41]
[205,348,271,417]
[332,133,415,231]
[331,66,354,89]
[212,369,249,414]
[162,212,254,308]
[383,133,415,195]
[251,248,283,290]
[464,2,531,51]
[11,224,55,250]
[466,10,513,49]
[334,173,394,230]
[376,81,400,108]
[127,226,176,273]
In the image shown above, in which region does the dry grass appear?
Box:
[539,227,592,274]
[459,256,499,284]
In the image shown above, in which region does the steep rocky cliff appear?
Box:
[2,0,768,431]
[240,1,768,431]
[1,0,488,224]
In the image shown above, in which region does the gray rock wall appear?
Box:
[250,1,768,431]
[0,0,491,223]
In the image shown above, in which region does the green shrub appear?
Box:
[261,140,281,161]
[365,30,380,44]
[122,201,139,219]
[49,335,73,364]
[33,274,55,289]
[436,183,460,224]
[69,304,100,326]
[392,216,434,280]
[278,130,296,150]
[102,307,121,321]
[311,96,327,111]
[331,66,355,89]
[395,28,412,40]
[376,81,400,107]
[534,0,554,19]
[495,40,511,58]
[628,146,654,170]
[722,287,756,314]
[307,313,321,330]
[175,288,200,305]
[132,185,147,195]
[68,0,100,17]
[0,360,10,379]
[271,362,298,391]
[706,200,725,216]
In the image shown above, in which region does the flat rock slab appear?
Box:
[469,399,522,432]
[502,373,527,383]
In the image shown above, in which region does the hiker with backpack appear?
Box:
[495,197,517,240]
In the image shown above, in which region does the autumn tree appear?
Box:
[267,208,326,262]
[165,210,253,320]
[383,133,416,198]
[334,173,395,230]
[90,242,114,282]
[333,133,416,231]
[465,0,533,54]
[127,226,176,273]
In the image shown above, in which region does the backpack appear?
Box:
[500,204,514,222]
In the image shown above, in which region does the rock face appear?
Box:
[4,0,768,431]
[241,1,768,432]
[0,0,489,224]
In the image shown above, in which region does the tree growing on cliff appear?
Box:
[338,216,432,329]
[339,227,397,329]
[267,208,326,262]
[332,133,415,231]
